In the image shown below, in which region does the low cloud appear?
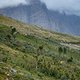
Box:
[0,0,28,8]
[0,0,80,16]
[41,0,80,15]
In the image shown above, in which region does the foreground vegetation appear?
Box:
[0,16,80,80]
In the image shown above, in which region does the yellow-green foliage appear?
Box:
[0,16,80,80]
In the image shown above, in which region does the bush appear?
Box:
[2,57,8,62]
[11,27,16,35]
[63,47,67,54]
[58,47,63,55]
[6,35,11,41]
[67,57,73,63]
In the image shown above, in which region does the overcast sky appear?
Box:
[0,0,80,16]
[0,0,28,8]
[41,0,80,15]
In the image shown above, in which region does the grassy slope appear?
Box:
[0,16,80,80]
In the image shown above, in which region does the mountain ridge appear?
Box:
[0,1,80,35]
[0,15,80,42]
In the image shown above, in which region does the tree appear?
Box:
[35,45,44,70]
[11,27,16,35]
[63,47,67,54]
[58,47,63,55]
[37,45,43,55]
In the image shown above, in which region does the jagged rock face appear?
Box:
[0,5,30,23]
[0,0,80,35]
[29,2,51,29]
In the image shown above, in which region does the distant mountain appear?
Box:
[0,0,80,35]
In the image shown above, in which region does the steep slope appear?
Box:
[0,16,80,80]
[0,16,80,42]
[0,0,80,35]
[48,10,80,35]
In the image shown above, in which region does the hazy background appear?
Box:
[0,0,80,16]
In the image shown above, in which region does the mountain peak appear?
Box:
[29,0,41,5]
[0,0,80,35]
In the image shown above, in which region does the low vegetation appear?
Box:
[0,16,80,80]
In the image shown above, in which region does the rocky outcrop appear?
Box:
[0,0,80,35]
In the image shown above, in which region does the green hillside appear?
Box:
[0,16,80,80]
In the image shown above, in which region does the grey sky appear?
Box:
[0,0,80,16]
[41,0,80,15]
[0,0,28,8]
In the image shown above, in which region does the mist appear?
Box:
[41,0,80,16]
[0,0,80,16]
[0,0,28,8]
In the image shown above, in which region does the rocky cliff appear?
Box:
[0,0,80,35]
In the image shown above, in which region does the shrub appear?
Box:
[11,27,16,35]
[6,35,11,41]
[67,57,73,63]
[58,47,63,55]
[63,47,67,54]
[2,57,8,62]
